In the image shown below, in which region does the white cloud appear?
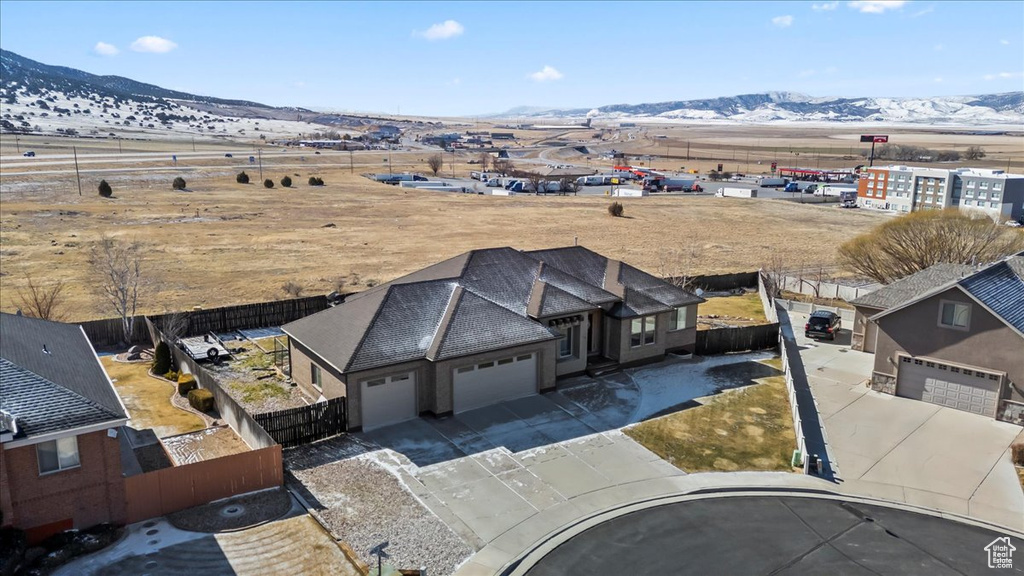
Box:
[772,15,794,27]
[798,69,816,78]
[983,71,1024,80]
[415,20,464,41]
[93,42,118,56]
[911,6,934,17]
[130,36,178,53]
[933,77,943,83]
[812,2,839,10]
[1000,39,1010,45]
[529,65,563,82]
[848,1,907,14]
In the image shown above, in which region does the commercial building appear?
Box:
[857,165,1024,222]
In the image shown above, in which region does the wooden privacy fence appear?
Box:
[696,323,780,355]
[79,294,334,347]
[124,445,283,523]
[254,397,348,448]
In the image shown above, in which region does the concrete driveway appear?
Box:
[353,352,777,553]
[791,312,1024,531]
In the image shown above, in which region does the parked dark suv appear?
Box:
[805,310,841,340]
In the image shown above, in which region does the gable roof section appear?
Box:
[0,313,126,419]
[528,246,609,288]
[959,256,1024,334]
[1,358,123,440]
[868,255,1024,338]
[282,287,390,372]
[849,263,973,310]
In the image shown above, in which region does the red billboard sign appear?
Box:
[860,135,889,143]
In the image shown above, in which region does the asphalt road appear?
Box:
[523,495,1022,575]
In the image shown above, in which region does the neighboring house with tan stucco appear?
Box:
[282,246,703,431]
[850,254,1024,424]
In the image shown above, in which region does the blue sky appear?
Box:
[1,1,1021,116]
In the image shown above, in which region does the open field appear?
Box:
[0,149,891,318]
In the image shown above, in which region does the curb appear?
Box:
[499,485,1024,576]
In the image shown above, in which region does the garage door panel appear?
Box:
[896,360,999,418]
[454,353,537,413]
[361,373,417,431]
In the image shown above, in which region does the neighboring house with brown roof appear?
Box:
[849,255,1024,423]
[0,313,130,543]
[283,246,704,431]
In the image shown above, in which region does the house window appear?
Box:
[993,183,1002,191]
[558,325,575,358]
[939,301,970,329]
[365,378,386,387]
[311,364,323,391]
[980,182,989,189]
[37,437,80,475]
[630,316,657,347]
[669,307,688,331]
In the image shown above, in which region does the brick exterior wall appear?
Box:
[0,430,126,534]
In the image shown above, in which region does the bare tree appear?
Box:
[656,242,704,292]
[838,209,1024,284]
[762,254,788,298]
[159,310,189,341]
[477,152,490,172]
[492,158,514,176]
[964,146,986,161]
[427,154,444,176]
[15,276,67,321]
[524,171,548,195]
[282,281,304,297]
[90,236,143,343]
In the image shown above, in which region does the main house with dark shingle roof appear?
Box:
[849,254,1024,423]
[283,246,704,431]
[0,313,130,542]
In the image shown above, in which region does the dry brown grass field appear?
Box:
[5,123,1017,321]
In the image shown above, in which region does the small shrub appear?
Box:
[608,201,624,217]
[187,388,215,412]
[177,373,197,396]
[282,280,303,297]
[236,171,250,184]
[97,180,112,198]
[172,176,187,190]
[152,341,172,374]
[308,176,324,186]
[1013,443,1024,466]
[264,178,274,189]
[163,369,179,381]
[281,175,292,188]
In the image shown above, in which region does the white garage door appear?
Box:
[453,353,537,413]
[896,357,1000,417]
[360,372,417,431]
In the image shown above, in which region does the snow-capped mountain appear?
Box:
[498,92,1024,125]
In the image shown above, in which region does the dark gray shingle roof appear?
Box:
[849,264,974,310]
[959,256,1024,334]
[1,358,123,439]
[286,246,702,373]
[0,313,126,419]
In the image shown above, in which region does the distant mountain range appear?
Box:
[497,91,1024,125]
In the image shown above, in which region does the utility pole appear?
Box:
[118,137,122,154]
[258,148,263,181]
[686,141,690,161]
[192,136,196,152]
[349,150,354,174]
[14,134,20,154]
[388,148,392,176]
[451,148,455,178]
[73,146,83,196]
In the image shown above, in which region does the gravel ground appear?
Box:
[286,437,471,576]
[207,340,310,414]
[167,488,293,533]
